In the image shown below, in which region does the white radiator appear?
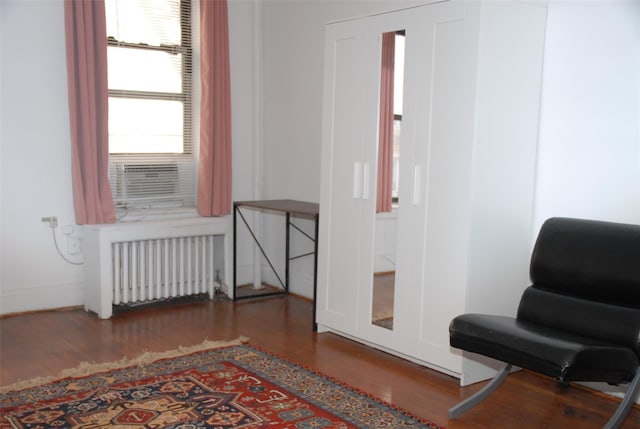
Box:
[84,217,232,319]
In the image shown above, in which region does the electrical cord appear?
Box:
[50,227,83,266]
[116,204,150,222]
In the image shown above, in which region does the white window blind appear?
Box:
[105,0,195,209]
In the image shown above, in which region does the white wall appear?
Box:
[0,0,258,314]
[534,1,640,229]
[228,0,261,205]
[1,1,84,313]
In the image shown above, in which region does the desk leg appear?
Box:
[232,205,288,299]
[285,212,290,294]
[224,226,234,299]
[313,213,319,331]
[233,203,238,300]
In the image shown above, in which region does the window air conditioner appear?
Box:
[113,162,179,200]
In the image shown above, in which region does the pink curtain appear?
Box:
[64,0,115,224]
[376,32,395,213]
[198,0,232,217]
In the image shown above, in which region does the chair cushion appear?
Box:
[449,313,639,383]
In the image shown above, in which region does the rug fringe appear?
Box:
[0,336,249,394]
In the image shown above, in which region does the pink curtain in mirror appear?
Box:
[198,0,232,217]
[64,0,115,224]
[376,32,395,213]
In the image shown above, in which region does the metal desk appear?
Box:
[233,199,319,330]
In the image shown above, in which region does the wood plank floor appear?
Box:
[1,295,638,428]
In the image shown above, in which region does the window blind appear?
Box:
[105,0,195,209]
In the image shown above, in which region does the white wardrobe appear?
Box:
[317,0,547,385]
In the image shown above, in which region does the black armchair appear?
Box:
[448,217,640,429]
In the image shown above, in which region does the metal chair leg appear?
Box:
[603,369,640,429]
[448,364,512,419]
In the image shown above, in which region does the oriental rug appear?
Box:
[0,338,441,429]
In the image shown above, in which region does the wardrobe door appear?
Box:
[381,0,471,371]
[354,8,426,349]
[316,19,371,335]
[398,1,547,380]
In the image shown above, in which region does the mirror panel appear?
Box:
[372,30,405,331]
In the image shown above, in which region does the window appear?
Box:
[105,0,195,208]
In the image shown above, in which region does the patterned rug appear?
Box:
[0,338,441,428]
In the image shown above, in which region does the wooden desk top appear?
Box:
[234,199,319,217]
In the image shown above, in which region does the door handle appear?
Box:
[362,163,370,200]
[353,162,362,199]
[413,165,421,205]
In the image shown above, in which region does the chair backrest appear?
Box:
[517,217,640,355]
[530,217,640,306]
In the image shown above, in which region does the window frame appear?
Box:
[106,0,196,209]
[106,0,192,156]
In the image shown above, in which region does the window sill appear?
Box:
[376,206,399,220]
[115,206,200,223]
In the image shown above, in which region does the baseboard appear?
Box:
[578,381,640,405]
[0,305,83,319]
[0,282,83,316]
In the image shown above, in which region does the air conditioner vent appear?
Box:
[112,163,178,200]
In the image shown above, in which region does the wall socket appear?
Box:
[41,216,58,228]
[67,235,82,255]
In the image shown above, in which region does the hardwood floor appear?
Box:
[1,295,638,428]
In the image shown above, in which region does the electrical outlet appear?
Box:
[67,235,82,255]
[41,216,58,228]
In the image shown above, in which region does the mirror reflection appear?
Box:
[372,30,405,330]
